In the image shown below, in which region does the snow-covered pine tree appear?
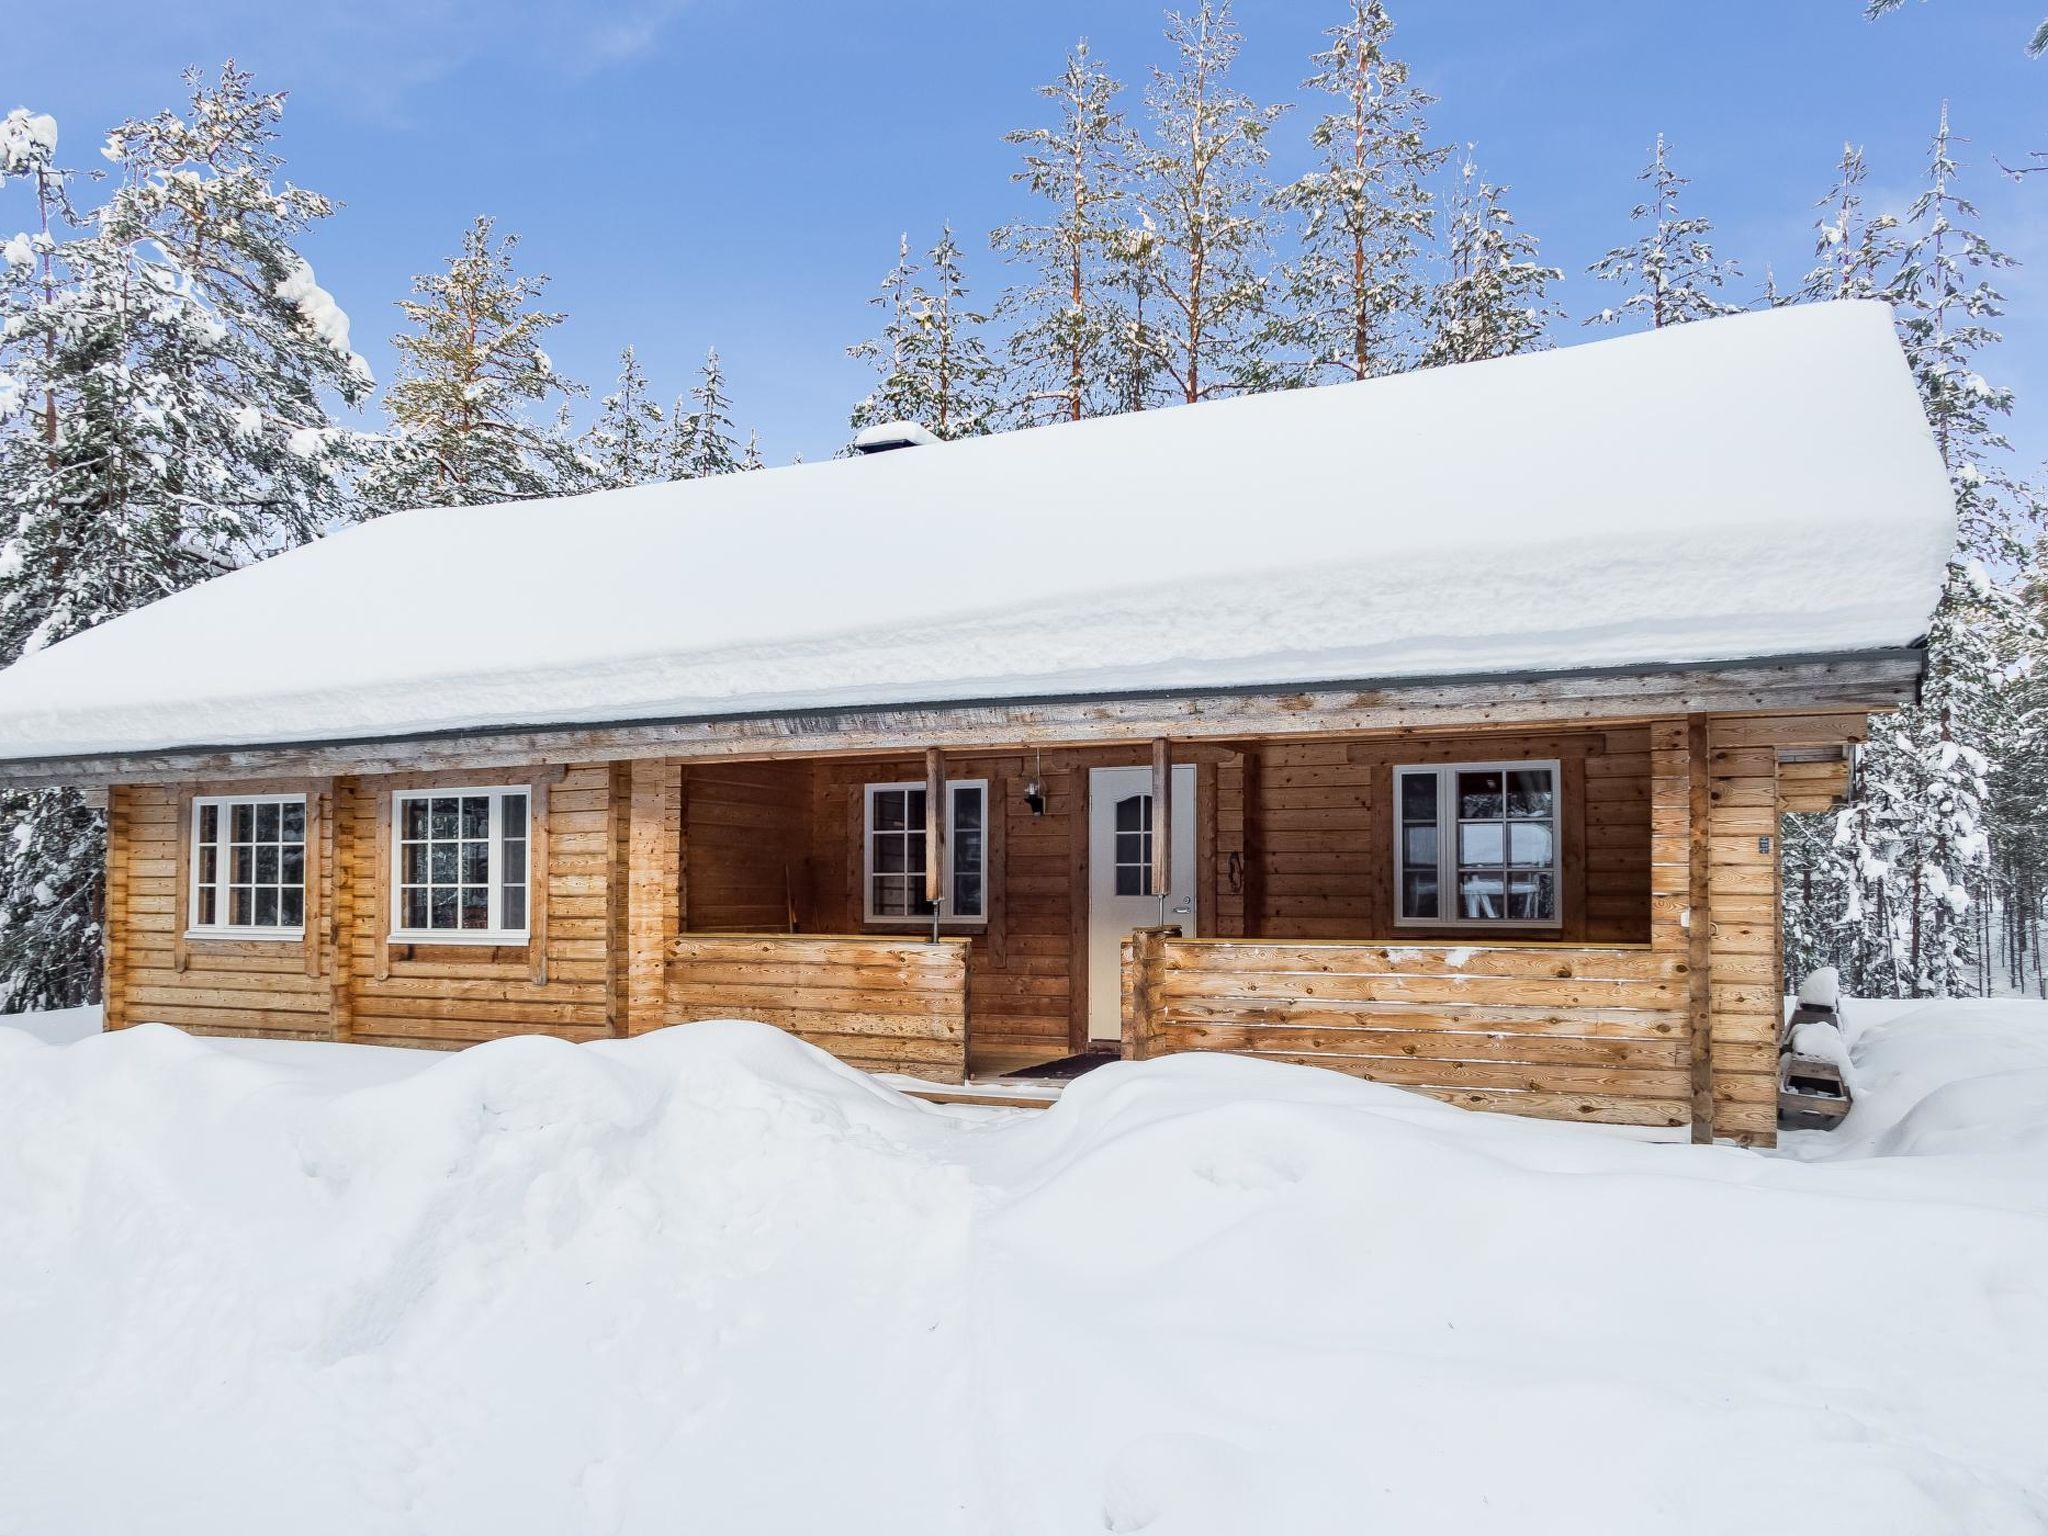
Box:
[1422,153,1562,366]
[677,347,745,477]
[0,67,371,1010]
[365,215,582,510]
[847,226,999,440]
[1586,134,1743,329]
[992,40,1131,425]
[1119,1,1288,403]
[580,345,667,489]
[1274,0,1449,381]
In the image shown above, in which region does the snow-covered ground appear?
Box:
[0,1001,2043,1535]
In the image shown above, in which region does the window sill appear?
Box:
[387,931,530,947]
[861,918,988,932]
[1391,919,1565,931]
[185,928,305,943]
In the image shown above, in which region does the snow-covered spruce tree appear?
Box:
[1274,0,1449,381]
[672,346,746,477]
[847,226,999,441]
[1587,134,1743,329]
[1797,142,1904,305]
[1786,106,2044,997]
[580,345,667,489]
[1422,154,1562,366]
[1119,1,1288,404]
[991,40,1131,425]
[0,68,370,1010]
[364,215,582,510]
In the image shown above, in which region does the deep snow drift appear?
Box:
[1,1001,2043,1535]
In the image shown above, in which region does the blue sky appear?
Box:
[14,0,2048,469]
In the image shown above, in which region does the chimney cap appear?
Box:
[852,420,941,455]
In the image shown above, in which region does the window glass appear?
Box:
[192,795,307,934]
[1399,763,1558,925]
[865,781,986,922]
[1113,793,1153,897]
[393,787,531,938]
[1397,770,1442,919]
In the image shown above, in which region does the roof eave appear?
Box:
[0,647,1926,790]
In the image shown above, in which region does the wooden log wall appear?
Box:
[659,933,968,1082]
[104,764,629,1049]
[1246,728,1650,944]
[680,761,808,932]
[1125,933,1691,1129]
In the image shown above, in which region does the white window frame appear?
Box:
[861,778,989,927]
[1392,758,1563,930]
[388,785,533,946]
[188,792,309,940]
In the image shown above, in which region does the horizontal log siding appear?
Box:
[1244,727,1650,945]
[107,783,332,1039]
[1129,936,1691,1128]
[659,934,968,1082]
[681,761,807,932]
[342,763,616,1048]
[1704,728,1784,1143]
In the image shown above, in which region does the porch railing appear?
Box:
[661,933,970,1083]
[1123,931,1689,1129]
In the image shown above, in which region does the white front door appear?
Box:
[1087,764,1197,1042]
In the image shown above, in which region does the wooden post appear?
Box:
[924,747,946,912]
[328,778,355,1043]
[1686,715,1715,1145]
[623,758,680,1035]
[1150,738,1171,900]
[302,781,327,981]
[172,786,193,974]
[528,774,552,986]
[102,787,128,1032]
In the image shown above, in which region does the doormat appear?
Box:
[1005,1049,1122,1082]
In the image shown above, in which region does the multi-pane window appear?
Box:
[862,780,987,924]
[191,795,306,934]
[1113,793,1154,896]
[1395,761,1560,926]
[392,787,530,940]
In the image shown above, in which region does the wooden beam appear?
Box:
[528,774,552,987]
[1151,738,1170,899]
[1686,716,1714,1145]
[623,758,679,1035]
[0,653,1925,788]
[924,747,945,910]
[172,787,193,974]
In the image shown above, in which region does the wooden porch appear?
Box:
[637,716,1818,1142]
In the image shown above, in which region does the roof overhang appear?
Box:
[0,648,1924,789]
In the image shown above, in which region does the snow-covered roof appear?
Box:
[0,301,1953,764]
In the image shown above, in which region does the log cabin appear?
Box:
[0,301,1954,1146]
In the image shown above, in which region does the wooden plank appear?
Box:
[529,774,551,987]
[625,758,679,1036]
[172,786,193,974]
[373,790,391,981]
[329,777,355,1041]
[1686,716,1713,1145]
[303,781,326,982]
